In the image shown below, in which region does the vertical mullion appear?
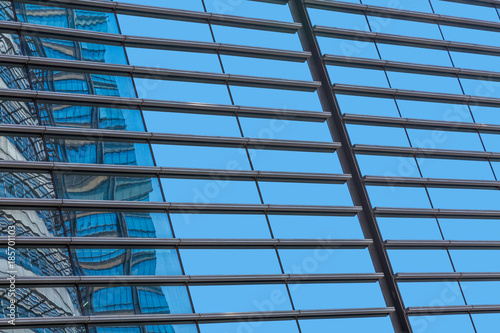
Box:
[288,1,412,332]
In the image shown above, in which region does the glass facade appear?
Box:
[0,0,499,332]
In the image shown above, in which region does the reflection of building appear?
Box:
[0,3,174,329]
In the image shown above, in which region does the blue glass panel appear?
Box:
[416,158,495,180]
[388,249,453,273]
[72,248,182,276]
[470,105,500,125]
[377,217,443,240]
[396,100,473,122]
[347,124,410,146]
[481,133,500,152]
[117,15,213,42]
[472,313,500,333]
[366,186,431,209]
[200,321,299,333]
[190,284,292,313]
[161,178,261,204]
[30,69,136,98]
[318,36,379,59]
[0,135,46,161]
[398,282,465,307]
[336,95,400,117]
[409,315,475,333]
[126,47,222,72]
[249,149,343,173]
[53,174,163,202]
[441,25,500,47]
[290,282,386,309]
[279,249,375,274]
[144,111,240,137]
[408,129,484,151]
[387,71,463,94]
[90,325,196,333]
[240,118,332,141]
[152,144,251,170]
[0,33,21,55]
[212,25,303,50]
[180,249,281,275]
[230,86,323,111]
[461,281,500,305]
[327,65,390,87]
[431,0,500,21]
[0,247,72,277]
[356,155,420,178]
[0,287,81,317]
[135,79,231,104]
[362,0,433,12]
[0,66,30,90]
[450,51,500,72]
[269,215,363,239]
[0,210,65,237]
[0,1,15,20]
[47,139,154,166]
[15,4,119,33]
[24,36,127,64]
[377,43,453,66]
[66,211,172,238]
[460,78,500,98]
[81,285,192,315]
[428,188,500,210]
[367,16,442,39]
[0,172,55,199]
[220,55,312,80]
[308,9,369,30]
[39,104,145,132]
[260,182,353,206]
[205,0,293,21]
[0,100,39,126]
[171,213,271,238]
[439,218,500,241]
[299,317,395,333]
[449,250,500,272]
[117,0,203,11]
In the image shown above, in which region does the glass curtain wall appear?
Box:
[0,0,499,333]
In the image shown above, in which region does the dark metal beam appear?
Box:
[288,1,412,332]
[0,273,385,287]
[0,308,395,328]
[0,160,352,184]
[0,236,373,249]
[0,198,363,215]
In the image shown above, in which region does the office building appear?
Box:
[0,0,499,332]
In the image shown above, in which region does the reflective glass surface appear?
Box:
[1,1,499,332]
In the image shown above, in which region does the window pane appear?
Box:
[117,15,212,42]
[161,178,261,204]
[299,317,394,333]
[171,213,271,239]
[279,249,375,274]
[388,250,453,273]
[153,144,251,170]
[144,111,240,137]
[72,248,182,276]
[180,249,281,275]
[290,282,386,309]
[398,281,465,307]
[269,215,363,239]
[377,217,442,240]
[409,315,475,333]
[190,284,292,313]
